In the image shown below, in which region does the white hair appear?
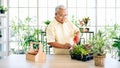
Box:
[55,5,66,13]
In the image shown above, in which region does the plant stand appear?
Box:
[94,55,105,67]
[26,42,46,63]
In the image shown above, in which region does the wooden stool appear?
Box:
[26,42,46,63]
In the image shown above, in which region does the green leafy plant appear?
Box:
[71,15,84,33]
[22,29,41,51]
[112,36,120,61]
[11,17,42,52]
[105,24,120,41]
[0,5,8,14]
[112,36,120,49]
[71,15,79,27]
[104,24,120,58]
[70,44,91,56]
[89,30,107,56]
[44,20,51,26]
[82,17,90,26]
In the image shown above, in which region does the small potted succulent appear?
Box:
[82,17,90,32]
[82,17,90,26]
[79,17,90,32]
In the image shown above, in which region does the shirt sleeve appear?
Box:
[46,24,56,43]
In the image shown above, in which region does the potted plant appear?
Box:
[112,36,120,61]
[11,17,42,53]
[82,17,90,26]
[81,17,90,32]
[89,30,107,67]
[71,15,84,33]
[0,5,8,14]
[44,20,51,26]
[44,19,51,31]
[69,44,93,61]
[102,24,120,59]
[22,29,41,52]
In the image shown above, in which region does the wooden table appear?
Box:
[0,54,120,68]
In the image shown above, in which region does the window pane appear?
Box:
[29,8,37,18]
[97,0,105,7]
[9,0,18,7]
[77,8,86,19]
[87,0,95,8]
[29,0,37,7]
[19,0,28,7]
[48,0,57,8]
[97,27,105,32]
[39,0,47,7]
[97,8,105,26]
[2,0,7,6]
[48,8,55,20]
[116,0,120,7]
[89,27,96,32]
[9,42,19,54]
[19,8,28,20]
[58,0,67,7]
[29,8,37,26]
[9,8,18,25]
[87,8,96,26]
[68,0,76,7]
[68,8,77,20]
[39,8,47,26]
[77,0,86,7]
[106,8,115,26]
[29,17,37,26]
[116,8,120,25]
[9,27,19,41]
[106,0,115,8]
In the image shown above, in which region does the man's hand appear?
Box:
[74,31,80,44]
[64,43,71,49]
[73,35,80,44]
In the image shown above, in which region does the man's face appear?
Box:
[55,9,67,23]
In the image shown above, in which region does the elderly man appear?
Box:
[46,5,80,54]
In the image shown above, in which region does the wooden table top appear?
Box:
[0,54,120,68]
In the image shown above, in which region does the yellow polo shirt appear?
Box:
[46,19,79,54]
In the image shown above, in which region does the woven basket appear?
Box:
[94,55,105,67]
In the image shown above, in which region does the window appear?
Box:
[8,0,120,54]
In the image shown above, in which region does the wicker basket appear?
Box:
[94,55,105,67]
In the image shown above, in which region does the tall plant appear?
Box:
[89,30,107,55]
[11,17,42,52]
[104,24,120,57]
[112,36,120,61]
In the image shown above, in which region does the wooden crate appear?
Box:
[26,42,46,63]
